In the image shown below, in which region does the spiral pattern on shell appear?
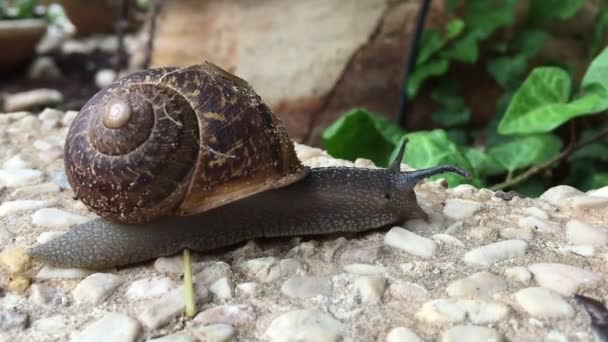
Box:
[65,62,306,224]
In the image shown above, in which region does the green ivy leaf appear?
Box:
[390,130,473,187]
[408,58,450,97]
[15,0,35,18]
[430,79,471,127]
[512,29,548,58]
[446,19,465,39]
[591,5,608,57]
[487,134,563,172]
[499,68,608,135]
[442,31,479,63]
[582,46,608,91]
[432,108,471,128]
[465,148,506,177]
[417,29,447,66]
[529,0,585,23]
[466,0,517,39]
[322,109,404,166]
[487,54,527,90]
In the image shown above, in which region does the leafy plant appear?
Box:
[0,0,73,31]
[323,0,608,196]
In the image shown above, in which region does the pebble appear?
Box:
[389,281,428,299]
[463,239,527,266]
[12,182,60,196]
[0,200,49,216]
[466,226,497,241]
[27,57,62,79]
[3,89,63,112]
[522,206,549,220]
[518,216,556,232]
[562,245,595,256]
[440,325,503,342]
[265,309,343,342]
[2,154,31,169]
[31,208,90,228]
[343,263,388,275]
[35,266,93,280]
[12,115,40,133]
[528,263,603,296]
[32,314,70,335]
[73,273,125,304]
[386,327,424,342]
[287,241,317,258]
[540,185,583,206]
[36,231,65,244]
[504,266,531,285]
[0,308,29,331]
[72,312,140,342]
[239,257,297,283]
[138,281,210,329]
[0,247,32,273]
[446,271,507,298]
[209,277,234,300]
[569,195,608,209]
[33,136,63,151]
[500,227,535,241]
[565,220,608,246]
[125,276,175,300]
[442,199,483,220]
[281,276,333,298]
[236,282,260,298]
[95,69,117,88]
[191,324,235,342]
[50,170,71,189]
[416,298,510,324]
[545,331,569,342]
[514,287,574,319]
[154,255,200,274]
[148,334,194,342]
[339,245,383,263]
[588,186,608,197]
[38,107,63,121]
[431,234,465,247]
[0,169,43,187]
[194,304,255,326]
[29,284,66,306]
[62,110,78,126]
[384,227,437,258]
[353,275,386,304]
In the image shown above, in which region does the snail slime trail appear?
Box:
[29,61,470,269]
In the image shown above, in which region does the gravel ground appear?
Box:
[0,108,607,342]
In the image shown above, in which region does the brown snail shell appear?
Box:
[65,62,307,224]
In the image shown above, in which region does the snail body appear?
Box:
[29,62,469,269]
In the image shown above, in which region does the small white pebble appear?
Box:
[389,281,428,300]
[518,216,556,232]
[386,327,424,342]
[522,207,549,220]
[562,245,595,256]
[443,199,483,220]
[440,325,503,342]
[463,240,527,267]
[431,234,465,247]
[384,227,437,258]
[514,287,574,319]
[527,263,603,296]
[0,169,43,187]
[540,185,583,206]
[281,276,333,298]
[236,282,260,298]
[191,324,235,342]
[72,312,140,342]
[3,89,63,112]
[569,195,608,209]
[125,276,175,300]
[32,208,91,228]
[194,304,255,326]
[12,182,60,196]
[36,231,65,244]
[504,266,531,285]
[2,154,31,170]
[0,200,48,217]
[35,266,93,280]
[38,108,63,121]
[73,273,124,305]
[446,271,507,299]
[265,309,343,342]
[343,263,388,275]
[566,220,608,246]
[62,110,78,126]
[209,277,234,300]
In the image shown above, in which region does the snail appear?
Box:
[28,62,469,269]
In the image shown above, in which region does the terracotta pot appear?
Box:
[0,18,47,72]
[40,0,118,35]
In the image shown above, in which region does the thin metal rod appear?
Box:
[395,0,432,128]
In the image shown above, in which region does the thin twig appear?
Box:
[395,0,431,128]
[142,0,160,69]
[490,125,608,191]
